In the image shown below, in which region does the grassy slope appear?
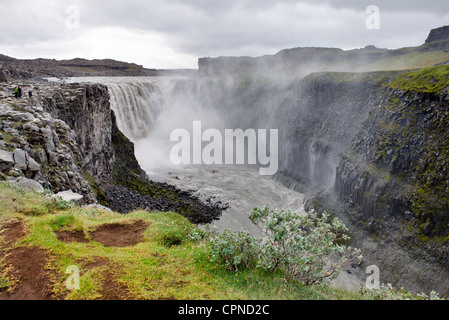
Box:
[0,182,359,300]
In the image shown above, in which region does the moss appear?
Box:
[362,49,449,72]
[82,171,109,207]
[387,65,449,93]
[368,86,449,237]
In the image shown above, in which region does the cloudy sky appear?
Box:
[1,0,448,69]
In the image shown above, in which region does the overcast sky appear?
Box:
[1,0,448,69]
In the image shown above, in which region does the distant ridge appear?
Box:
[0,55,196,80]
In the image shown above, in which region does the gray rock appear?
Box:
[0,104,13,117]
[27,155,40,172]
[54,190,83,205]
[36,150,47,165]
[0,150,14,171]
[40,127,53,140]
[11,149,41,178]
[82,203,112,212]
[11,176,44,192]
[12,112,35,122]
[47,151,59,165]
[22,123,40,132]
[13,149,27,170]
[45,140,55,153]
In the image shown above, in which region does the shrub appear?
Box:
[51,196,74,210]
[249,207,363,285]
[209,207,363,285]
[359,283,444,300]
[210,229,261,272]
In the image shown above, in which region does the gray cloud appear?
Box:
[0,0,448,68]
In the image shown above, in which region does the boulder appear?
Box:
[0,104,13,117]
[0,150,14,171]
[82,203,112,212]
[26,155,40,172]
[54,190,83,205]
[11,149,41,178]
[11,176,44,192]
[13,149,27,170]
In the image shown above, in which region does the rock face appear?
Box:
[328,71,449,296]
[425,25,449,43]
[0,81,98,203]
[40,83,115,182]
[54,190,84,205]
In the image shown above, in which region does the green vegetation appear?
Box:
[387,65,449,93]
[369,77,449,237]
[319,64,449,238]
[0,182,443,300]
[361,49,449,72]
[210,207,363,285]
[0,181,356,300]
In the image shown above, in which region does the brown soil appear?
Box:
[79,257,133,300]
[0,219,146,300]
[0,219,26,247]
[89,220,149,247]
[99,270,133,300]
[0,246,56,300]
[0,220,56,300]
[56,229,89,244]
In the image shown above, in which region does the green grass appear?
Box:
[387,65,449,93]
[0,181,365,300]
[361,50,449,72]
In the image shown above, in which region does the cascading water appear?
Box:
[103,78,165,140]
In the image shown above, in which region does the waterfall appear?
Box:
[107,79,165,141]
